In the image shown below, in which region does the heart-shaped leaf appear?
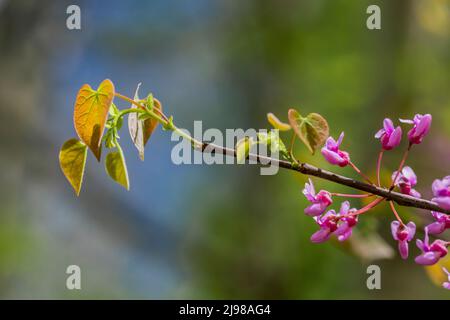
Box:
[105,151,129,190]
[59,138,88,196]
[74,79,115,161]
[288,108,329,154]
[128,84,161,160]
[267,112,291,131]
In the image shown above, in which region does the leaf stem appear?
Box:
[289,132,298,165]
[171,124,204,149]
[376,150,384,187]
[113,108,146,128]
[346,197,384,217]
[389,201,404,225]
[390,143,412,190]
[349,161,374,185]
[114,92,169,125]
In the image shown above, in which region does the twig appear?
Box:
[195,142,450,215]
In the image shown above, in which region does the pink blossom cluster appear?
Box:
[303,180,357,243]
[306,113,450,290]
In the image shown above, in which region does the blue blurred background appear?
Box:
[0,0,449,298]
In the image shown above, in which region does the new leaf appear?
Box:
[73,79,115,161]
[105,151,130,190]
[59,138,88,196]
[267,112,291,131]
[128,84,161,160]
[236,137,253,164]
[288,109,329,154]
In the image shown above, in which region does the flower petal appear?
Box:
[391,220,400,240]
[398,240,409,259]
[426,221,445,235]
[415,251,440,265]
[399,118,414,124]
[374,128,385,139]
[402,166,417,186]
[383,118,394,133]
[415,114,432,137]
[406,221,416,241]
[321,148,343,166]
[310,228,331,243]
[304,203,326,217]
[339,201,350,215]
[336,132,345,146]
[432,196,450,210]
[387,126,402,149]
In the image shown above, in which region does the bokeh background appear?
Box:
[0,0,449,299]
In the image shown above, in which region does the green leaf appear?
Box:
[59,138,88,196]
[236,137,253,164]
[257,132,288,156]
[269,132,288,155]
[105,151,129,190]
[288,108,329,154]
[162,116,174,131]
[103,129,116,149]
[267,112,291,131]
[109,103,120,117]
[144,93,155,111]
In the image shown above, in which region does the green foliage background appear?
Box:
[0,0,449,298]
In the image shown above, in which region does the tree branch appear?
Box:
[197,142,450,215]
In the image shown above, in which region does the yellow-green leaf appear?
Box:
[74,79,115,161]
[267,112,291,131]
[288,108,329,154]
[105,151,129,190]
[236,137,253,164]
[59,138,88,196]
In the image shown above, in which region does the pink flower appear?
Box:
[375,118,402,150]
[400,114,432,145]
[443,268,450,290]
[303,179,332,216]
[310,210,338,243]
[310,202,357,243]
[321,132,350,167]
[391,221,416,259]
[415,228,448,265]
[426,211,450,235]
[334,201,358,242]
[431,176,450,210]
[391,166,421,198]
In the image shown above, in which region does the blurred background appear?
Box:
[0,0,449,299]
